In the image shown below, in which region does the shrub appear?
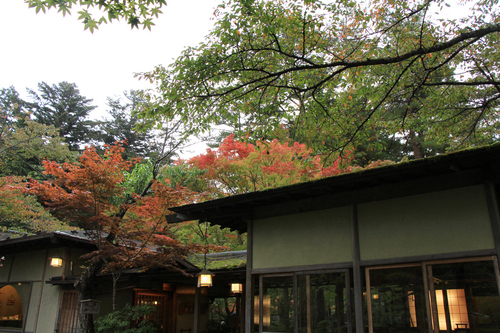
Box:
[95,304,157,333]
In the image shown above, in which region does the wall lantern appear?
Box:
[197,221,213,288]
[50,257,63,268]
[231,283,243,294]
[197,269,214,287]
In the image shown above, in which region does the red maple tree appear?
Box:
[24,143,202,332]
[188,134,353,195]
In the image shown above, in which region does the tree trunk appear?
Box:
[409,130,423,159]
[75,259,104,333]
[112,274,119,313]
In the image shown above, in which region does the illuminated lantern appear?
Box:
[50,257,63,267]
[231,283,243,294]
[197,269,213,287]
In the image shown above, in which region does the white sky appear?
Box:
[0,0,218,121]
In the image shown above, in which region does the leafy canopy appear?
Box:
[25,0,166,32]
[28,82,97,151]
[138,0,500,156]
[95,90,157,159]
[0,95,76,178]
[0,176,73,234]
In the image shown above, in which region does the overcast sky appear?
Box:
[0,0,218,121]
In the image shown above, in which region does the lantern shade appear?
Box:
[231,283,243,293]
[197,269,213,287]
[50,257,63,267]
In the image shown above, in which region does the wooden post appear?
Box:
[245,220,253,333]
[351,204,364,333]
[194,287,200,333]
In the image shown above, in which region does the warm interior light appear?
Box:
[231,283,243,294]
[433,289,469,330]
[197,269,213,287]
[50,257,63,268]
[254,295,271,327]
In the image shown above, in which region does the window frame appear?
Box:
[0,281,33,332]
[255,269,352,333]
[365,256,500,333]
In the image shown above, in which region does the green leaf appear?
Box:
[142,18,155,31]
[128,16,140,29]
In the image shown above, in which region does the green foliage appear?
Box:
[28,81,97,150]
[0,176,73,233]
[96,91,157,159]
[121,161,156,199]
[188,252,247,270]
[0,87,30,126]
[173,221,247,252]
[160,163,207,193]
[0,99,76,178]
[25,0,167,32]
[95,304,157,333]
[118,160,206,205]
[138,0,500,160]
[208,298,238,333]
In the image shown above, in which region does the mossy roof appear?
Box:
[170,143,500,232]
[187,250,247,271]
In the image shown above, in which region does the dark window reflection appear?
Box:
[297,272,348,333]
[369,266,428,333]
[431,260,500,333]
[261,276,294,332]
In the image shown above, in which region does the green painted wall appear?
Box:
[0,255,13,282]
[10,250,46,282]
[253,207,352,269]
[25,282,41,332]
[36,283,61,333]
[358,185,494,260]
[0,248,66,333]
[69,248,89,276]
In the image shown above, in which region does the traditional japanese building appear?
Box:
[0,231,245,333]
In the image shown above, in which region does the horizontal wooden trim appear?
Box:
[360,249,497,267]
[251,261,353,274]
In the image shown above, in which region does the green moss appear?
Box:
[188,254,246,270]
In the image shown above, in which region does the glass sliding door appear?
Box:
[255,270,351,333]
[297,272,350,333]
[261,275,295,333]
[427,258,500,333]
[366,258,500,333]
[366,265,429,333]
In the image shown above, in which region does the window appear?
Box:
[255,271,351,333]
[0,284,30,329]
[428,259,500,332]
[366,265,428,333]
[135,290,172,333]
[366,257,500,333]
